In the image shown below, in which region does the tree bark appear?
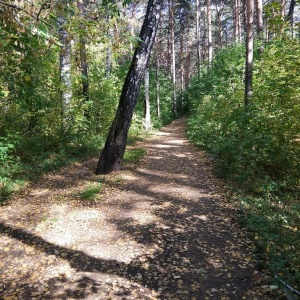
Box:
[207,0,212,68]
[156,55,160,117]
[233,0,242,42]
[57,14,72,131]
[185,18,191,89]
[95,0,162,175]
[288,0,295,37]
[216,0,224,48]
[196,0,201,74]
[256,0,263,35]
[77,0,89,100]
[170,0,177,116]
[143,66,151,131]
[245,0,254,106]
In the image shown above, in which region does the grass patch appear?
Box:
[123,148,147,165]
[80,183,102,201]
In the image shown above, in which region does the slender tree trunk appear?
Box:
[156,55,160,117]
[185,20,191,89]
[77,0,89,100]
[234,0,239,42]
[288,0,295,37]
[155,11,161,118]
[57,15,72,131]
[143,66,151,131]
[234,0,242,42]
[105,6,113,77]
[196,0,201,74]
[170,0,177,116]
[237,0,242,41]
[256,0,263,35]
[167,0,171,68]
[216,1,224,48]
[207,0,213,68]
[95,0,162,175]
[245,0,254,106]
[180,15,185,93]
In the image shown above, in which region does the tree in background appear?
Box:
[245,0,254,106]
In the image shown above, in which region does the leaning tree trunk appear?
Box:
[95,0,162,175]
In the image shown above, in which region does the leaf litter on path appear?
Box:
[0,118,283,299]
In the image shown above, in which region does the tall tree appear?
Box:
[196,0,201,74]
[287,0,296,37]
[77,0,89,101]
[234,0,241,42]
[216,0,224,48]
[57,6,72,131]
[207,0,213,68]
[95,0,162,175]
[170,0,177,116]
[256,0,263,35]
[143,65,151,130]
[245,0,254,106]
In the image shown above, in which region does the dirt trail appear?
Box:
[0,117,278,299]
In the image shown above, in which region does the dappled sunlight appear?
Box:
[34,204,157,264]
[147,184,212,201]
[172,153,187,158]
[156,132,172,136]
[151,144,179,149]
[166,139,188,145]
[0,118,275,299]
[137,168,190,180]
[147,155,164,160]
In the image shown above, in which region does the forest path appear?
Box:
[0,117,278,299]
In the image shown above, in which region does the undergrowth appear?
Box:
[186,39,300,296]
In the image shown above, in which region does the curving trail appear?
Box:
[0,117,279,299]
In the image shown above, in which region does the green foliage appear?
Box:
[0,1,175,201]
[187,40,300,191]
[187,39,300,292]
[123,148,146,164]
[80,183,102,200]
[237,190,300,291]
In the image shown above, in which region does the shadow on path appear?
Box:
[0,118,279,299]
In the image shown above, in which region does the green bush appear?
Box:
[187,40,300,191]
[186,38,300,293]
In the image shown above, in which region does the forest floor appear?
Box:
[0,117,283,300]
